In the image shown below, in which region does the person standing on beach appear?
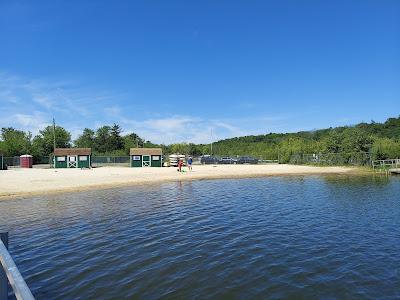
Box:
[187,156,193,171]
[178,159,183,172]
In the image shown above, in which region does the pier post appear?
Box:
[0,232,8,300]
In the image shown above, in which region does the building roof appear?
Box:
[130,148,162,156]
[54,148,92,156]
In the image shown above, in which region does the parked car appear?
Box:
[218,157,237,164]
[237,156,258,164]
[200,156,219,164]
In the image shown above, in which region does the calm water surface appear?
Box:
[0,175,399,299]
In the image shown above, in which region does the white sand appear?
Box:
[0,164,355,199]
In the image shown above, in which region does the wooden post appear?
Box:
[0,232,8,300]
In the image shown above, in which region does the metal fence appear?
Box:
[91,155,279,167]
[91,156,130,167]
[3,157,20,167]
[2,152,380,168]
[290,152,371,166]
[173,155,278,165]
[2,157,51,168]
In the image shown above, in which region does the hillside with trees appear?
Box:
[0,116,399,164]
[208,117,400,162]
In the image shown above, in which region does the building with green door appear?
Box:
[53,148,92,168]
[130,148,162,167]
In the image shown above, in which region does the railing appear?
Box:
[0,233,34,300]
[372,159,400,170]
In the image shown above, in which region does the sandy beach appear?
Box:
[0,164,357,199]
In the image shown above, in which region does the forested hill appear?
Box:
[208,116,400,161]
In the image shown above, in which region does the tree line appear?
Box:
[0,124,146,158]
[0,116,399,163]
[209,117,400,162]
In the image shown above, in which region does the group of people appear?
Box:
[177,157,193,172]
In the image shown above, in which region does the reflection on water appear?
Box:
[323,173,391,186]
[0,175,399,299]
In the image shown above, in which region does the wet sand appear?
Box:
[0,164,356,199]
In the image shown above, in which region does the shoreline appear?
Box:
[0,164,362,200]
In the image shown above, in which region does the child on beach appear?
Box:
[178,159,183,172]
[187,157,193,171]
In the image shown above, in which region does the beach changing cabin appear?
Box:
[53,148,92,168]
[130,148,162,167]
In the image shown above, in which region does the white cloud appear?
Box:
[0,72,116,116]
[5,111,50,134]
[144,116,197,131]
[104,105,122,117]
[32,95,55,110]
[0,71,291,144]
[0,72,124,136]
[0,89,19,103]
[118,115,271,144]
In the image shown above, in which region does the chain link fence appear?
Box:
[168,155,279,166]
[290,152,371,166]
[91,156,131,167]
[2,153,373,168]
[2,156,51,168]
[3,157,20,167]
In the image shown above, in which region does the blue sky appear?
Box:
[0,1,399,144]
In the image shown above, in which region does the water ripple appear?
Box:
[0,175,399,299]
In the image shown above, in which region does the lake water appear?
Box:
[1,175,399,299]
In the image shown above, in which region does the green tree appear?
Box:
[110,123,124,151]
[322,131,343,153]
[0,127,32,156]
[170,143,189,154]
[94,126,112,153]
[74,128,95,148]
[123,133,144,154]
[341,129,372,153]
[371,137,400,160]
[32,126,71,156]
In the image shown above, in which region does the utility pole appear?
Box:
[52,118,56,169]
[210,128,212,155]
[53,118,56,151]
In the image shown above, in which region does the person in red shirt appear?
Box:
[178,159,183,172]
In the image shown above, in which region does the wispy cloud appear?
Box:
[117,114,281,144]
[0,72,121,136]
[104,105,122,117]
[2,111,50,134]
[0,71,291,143]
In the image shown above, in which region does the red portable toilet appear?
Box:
[20,155,33,168]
